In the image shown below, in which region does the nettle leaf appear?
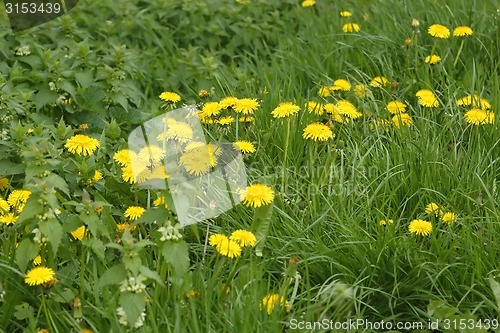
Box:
[134,206,170,226]
[33,86,59,111]
[0,160,25,175]
[119,291,146,327]
[75,71,94,88]
[250,203,274,257]
[97,264,127,290]
[44,174,70,196]
[161,240,189,276]
[16,194,43,225]
[39,218,63,256]
[15,238,38,272]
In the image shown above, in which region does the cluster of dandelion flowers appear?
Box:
[159,91,181,103]
[65,134,100,156]
[425,54,441,65]
[342,23,360,33]
[302,122,334,142]
[230,230,256,247]
[392,113,413,128]
[428,24,450,38]
[416,89,439,107]
[464,109,495,125]
[408,219,432,236]
[240,184,274,208]
[261,294,290,315]
[370,76,388,88]
[233,141,256,154]
[453,26,473,37]
[271,102,300,118]
[25,266,56,286]
[386,100,407,114]
[233,98,260,115]
[124,206,146,221]
[209,234,241,258]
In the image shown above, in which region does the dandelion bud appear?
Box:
[411,18,420,28]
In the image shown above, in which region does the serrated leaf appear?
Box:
[82,85,106,107]
[44,174,70,196]
[0,160,25,175]
[39,218,63,256]
[53,288,75,303]
[75,72,94,88]
[96,264,127,290]
[15,239,38,272]
[250,203,273,257]
[139,265,164,286]
[134,206,170,226]
[33,87,59,111]
[16,194,43,224]
[161,240,189,276]
[119,291,146,327]
[14,303,34,321]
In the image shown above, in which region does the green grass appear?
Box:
[1,0,500,332]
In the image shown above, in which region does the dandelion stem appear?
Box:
[453,39,465,67]
[281,119,291,193]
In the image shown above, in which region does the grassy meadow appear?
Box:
[0,0,500,332]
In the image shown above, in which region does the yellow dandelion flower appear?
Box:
[342,23,360,33]
[116,222,136,233]
[240,184,274,208]
[340,11,352,17]
[304,101,324,115]
[239,116,254,123]
[218,116,235,126]
[200,102,222,117]
[121,165,137,184]
[302,122,334,141]
[318,86,330,97]
[392,113,413,128]
[330,79,351,92]
[138,145,165,163]
[456,95,491,109]
[370,76,388,87]
[0,212,17,225]
[408,219,432,236]
[159,91,181,103]
[379,219,394,226]
[261,294,290,315]
[425,202,440,215]
[153,196,169,208]
[354,84,369,98]
[335,100,362,119]
[324,103,348,123]
[113,149,136,167]
[93,171,103,182]
[71,225,86,240]
[216,238,242,258]
[441,212,457,224]
[464,109,495,125]
[370,119,392,132]
[209,233,228,250]
[233,141,256,154]
[271,102,300,118]
[179,144,220,176]
[428,24,450,38]
[65,135,100,156]
[24,266,56,286]
[453,26,473,37]
[219,96,239,109]
[230,230,256,247]
[386,101,407,114]
[198,89,210,98]
[301,0,315,7]
[0,198,9,214]
[158,120,193,143]
[124,206,146,221]
[8,190,31,208]
[33,255,42,265]
[233,98,260,115]
[425,54,441,64]
[0,178,9,191]
[416,89,439,107]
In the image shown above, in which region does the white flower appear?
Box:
[158,221,183,241]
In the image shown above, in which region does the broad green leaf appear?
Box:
[13,303,34,321]
[15,239,38,272]
[134,206,170,226]
[119,291,146,327]
[39,218,63,256]
[139,265,164,286]
[0,160,25,175]
[32,86,59,111]
[250,203,273,257]
[96,264,127,290]
[44,174,70,196]
[16,194,43,224]
[75,71,94,88]
[489,276,500,316]
[161,240,189,276]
